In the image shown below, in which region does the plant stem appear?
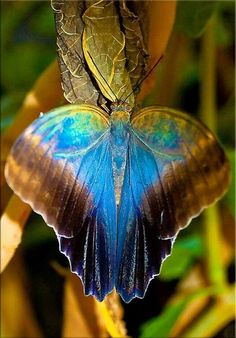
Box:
[182,285,235,338]
[200,16,227,288]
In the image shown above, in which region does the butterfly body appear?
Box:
[5,104,230,302]
[110,105,131,205]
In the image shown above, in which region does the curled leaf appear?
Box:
[119,0,149,88]
[82,0,134,107]
[52,0,100,104]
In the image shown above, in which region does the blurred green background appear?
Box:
[1,1,235,338]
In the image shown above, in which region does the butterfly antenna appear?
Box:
[86,51,119,102]
[121,55,164,104]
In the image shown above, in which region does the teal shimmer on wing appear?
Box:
[36,105,109,157]
[132,115,182,153]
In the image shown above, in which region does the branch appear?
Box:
[1,194,31,273]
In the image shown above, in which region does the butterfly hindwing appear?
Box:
[116,133,174,302]
[59,136,117,300]
[116,106,230,302]
[5,104,117,301]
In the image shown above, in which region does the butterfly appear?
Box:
[5,100,230,302]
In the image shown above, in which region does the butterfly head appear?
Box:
[110,101,132,124]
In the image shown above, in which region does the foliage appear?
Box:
[1,1,235,338]
[175,0,218,37]
[160,230,204,281]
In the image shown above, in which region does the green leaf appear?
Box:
[223,149,235,216]
[174,1,218,37]
[2,42,54,91]
[140,298,188,338]
[160,233,204,281]
[22,213,56,249]
[215,13,234,47]
[29,5,55,38]
[0,1,38,49]
[1,92,24,132]
[140,287,220,338]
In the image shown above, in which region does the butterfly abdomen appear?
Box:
[110,109,130,205]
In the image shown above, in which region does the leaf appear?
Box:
[1,92,25,132]
[22,214,55,249]
[181,285,235,338]
[0,1,38,50]
[63,274,126,337]
[62,274,106,337]
[160,232,204,281]
[224,149,235,216]
[119,0,149,88]
[1,254,43,337]
[137,1,176,101]
[82,0,134,107]
[2,42,55,92]
[140,298,189,338]
[29,4,55,38]
[1,195,31,273]
[174,1,218,38]
[140,287,219,338]
[51,0,100,105]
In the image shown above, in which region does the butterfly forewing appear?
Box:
[130,106,230,239]
[5,104,117,301]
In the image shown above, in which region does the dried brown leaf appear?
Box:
[1,195,31,273]
[52,0,100,104]
[1,253,43,337]
[119,0,149,88]
[138,0,176,100]
[102,292,127,337]
[62,274,106,337]
[82,0,134,107]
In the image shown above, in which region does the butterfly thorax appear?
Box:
[110,105,131,205]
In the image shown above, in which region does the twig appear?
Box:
[1,194,31,273]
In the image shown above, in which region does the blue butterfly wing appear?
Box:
[5,104,116,301]
[116,134,174,302]
[116,106,230,302]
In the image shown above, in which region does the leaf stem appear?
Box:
[199,15,227,288]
